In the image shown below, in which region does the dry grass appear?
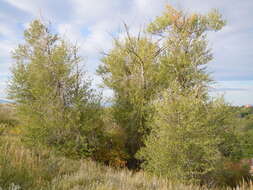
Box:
[0,136,80,189]
[51,161,253,190]
[1,135,253,190]
[52,161,200,190]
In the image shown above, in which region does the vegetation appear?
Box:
[1,4,253,190]
[136,6,243,185]
[97,34,161,168]
[137,89,243,186]
[0,135,252,190]
[8,20,104,159]
[0,104,17,135]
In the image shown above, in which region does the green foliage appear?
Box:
[0,135,252,190]
[147,6,225,95]
[239,107,253,118]
[98,6,227,170]
[232,107,253,159]
[147,6,225,34]
[210,159,252,188]
[0,104,18,135]
[8,20,104,158]
[2,4,252,189]
[136,5,249,185]
[147,6,225,98]
[137,84,239,184]
[98,34,160,166]
[93,107,129,167]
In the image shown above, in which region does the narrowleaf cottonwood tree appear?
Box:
[97,34,161,167]
[138,6,242,184]
[8,20,103,158]
[148,6,225,96]
[137,84,239,184]
[98,6,227,169]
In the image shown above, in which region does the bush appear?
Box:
[137,88,240,184]
[0,135,253,190]
[92,108,129,167]
[209,159,253,188]
[8,20,104,159]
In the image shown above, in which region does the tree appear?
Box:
[137,85,238,184]
[8,20,103,158]
[148,5,225,96]
[233,107,253,158]
[98,5,226,169]
[137,6,242,184]
[97,33,161,167]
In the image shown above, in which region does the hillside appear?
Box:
[0,104,253,189]
[0,135,252,190]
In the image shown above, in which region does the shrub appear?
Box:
[92,108,129,168]
[0,135,253,190]
[8,20,104,159]
[137,88,240,185]
[209,159,253,188]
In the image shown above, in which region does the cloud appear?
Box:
[0,23,16,39]
[0,81,7,98]
[2,0,42,15]
[2,0,74,23]
[72,0,122,24]
[210,81,253,105]
[212,88,248,92]
[0,0,252,104]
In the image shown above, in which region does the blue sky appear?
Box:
[0,0,252,105]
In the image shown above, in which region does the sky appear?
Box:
[0,0,252,105]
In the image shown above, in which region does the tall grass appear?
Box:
[0,135,253,190]
[0,136,80,189]
[0,104,19,137]
[51,161,203,190]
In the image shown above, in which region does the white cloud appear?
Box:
[0,81,7,98]
[211,81,253,106]
[58,23,83,42]
[0,0,252,104]
[0,23,16,39]
[0,40,15,57]
[134,0,167,16]
[3,0,44,16]
[72,0,116,22]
